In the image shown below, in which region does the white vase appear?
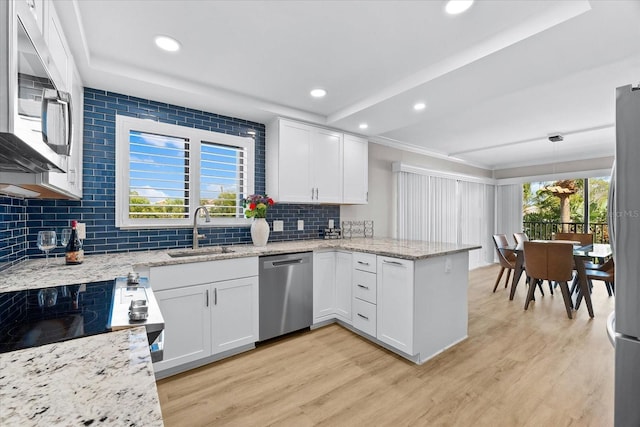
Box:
[251,218,270,247]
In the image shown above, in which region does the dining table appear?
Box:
[501,241,612,318]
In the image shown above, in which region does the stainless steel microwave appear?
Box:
[0,7,71,174]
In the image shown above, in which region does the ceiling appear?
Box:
[55,0,640,170]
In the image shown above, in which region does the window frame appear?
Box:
[115,116,254,229]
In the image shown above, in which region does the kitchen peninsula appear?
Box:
[0,238,478,425]
[0,238,479,291]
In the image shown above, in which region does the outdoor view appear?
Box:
[128,130,245,219]
[522,177,611,243]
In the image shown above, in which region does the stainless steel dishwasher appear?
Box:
[259,252,313,341]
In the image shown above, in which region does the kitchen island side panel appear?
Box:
[414,251,469,363]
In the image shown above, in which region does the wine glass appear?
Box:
[60,228,72,247]
[37,230,57,265]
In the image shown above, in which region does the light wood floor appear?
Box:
[156,264,615,426]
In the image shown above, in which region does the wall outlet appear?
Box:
[328,219,334,228]
[297,220,304,231]
[76,222,86,240]
[273,220,283,232]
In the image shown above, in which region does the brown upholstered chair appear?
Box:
[513,232,529,245]
[553,232,593,246]
[523,241,575,318]
[492,234,516,292]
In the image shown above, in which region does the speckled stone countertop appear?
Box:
[0,238,479,293]
[0,327,163,426]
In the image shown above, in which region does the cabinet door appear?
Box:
[278,120,314,202]
[312,128,343,202]
[343,134,368,204]
[154,284,211,371]
[377,257,414,355]
[313,251,336,322]
[335,251,352,323]
[42,66,83,199]
[45,4,68,91]
[211,277,259,354]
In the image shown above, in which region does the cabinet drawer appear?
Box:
[352,298,376,337]
[353,269,376,304]
[352,252,376,273]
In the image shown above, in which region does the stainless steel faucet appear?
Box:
[193,206,211,249]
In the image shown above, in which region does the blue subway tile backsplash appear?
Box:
[0,197,28,270]
[3,87,338,265]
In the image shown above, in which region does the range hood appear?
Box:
[0,132,67,173]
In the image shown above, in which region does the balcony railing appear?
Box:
[522,222,609,244]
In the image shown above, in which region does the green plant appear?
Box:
[243,194,274,218]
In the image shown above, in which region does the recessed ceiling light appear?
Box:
[154,35,181,52]
[445,0,474,15]
[359,123,368,130]
[413,102,426,111]
[310,88,327,98]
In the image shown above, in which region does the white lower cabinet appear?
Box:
[154,284,211,371]
[376,256,414,355]
[147,257,259,374]
[313,251,353,324]
[211,277,259,354]
[334,251,352,323]
[313,251,336,322]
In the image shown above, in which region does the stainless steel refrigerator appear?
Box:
[609,84,640,426]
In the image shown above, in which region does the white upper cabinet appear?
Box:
[313,127,343,202]
[343,134,368,204]
[275,120,314,202]
[45,4,69,92]
[5,1,83,199]
[266,118,367,204]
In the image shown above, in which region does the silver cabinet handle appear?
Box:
[357,284,369,289]
[357,261,370,266]
[214,288,218,305]
[383,260,404,266]
[315,188,319,199]
[311,188,314,200]
[206,289,209,307]
[357,313,369,320]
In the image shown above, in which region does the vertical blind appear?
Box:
[397,171,496,269]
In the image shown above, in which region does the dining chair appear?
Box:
[492,234,516,292]
[573,258,615,309]
[553,232,593,246]
[523,241,575,319]
[513,232,529,245]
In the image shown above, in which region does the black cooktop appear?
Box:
[0,280,114,354]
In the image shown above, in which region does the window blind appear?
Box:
[128,130,190,219]
[200,141,247,218]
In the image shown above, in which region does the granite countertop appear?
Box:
[0,327,163,426]
[0,238,480,292]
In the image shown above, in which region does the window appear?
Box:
[116,116,254,228]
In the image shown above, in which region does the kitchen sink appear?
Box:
[168,246,235,258]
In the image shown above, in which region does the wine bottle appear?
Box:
[65,220,84,265]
